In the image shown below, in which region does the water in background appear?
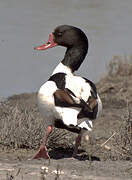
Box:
[0,0,132,97]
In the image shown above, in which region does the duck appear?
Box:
[33,25,102,159]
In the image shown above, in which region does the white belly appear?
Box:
[55,107,93,131]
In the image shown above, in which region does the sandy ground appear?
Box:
[0,149,132,180]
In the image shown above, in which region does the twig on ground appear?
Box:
[100,132,116,148]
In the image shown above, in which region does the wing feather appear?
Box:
[53,88,92,112]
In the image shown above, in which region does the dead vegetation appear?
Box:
[0,93,75,150]
[0,55,132,161]
[96,55,132,160]
[97,55,132,109]
[110,102,132,160]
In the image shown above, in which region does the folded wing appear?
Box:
[53,88,97,113]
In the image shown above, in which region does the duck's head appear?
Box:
[34,25,88,50]
[35,25,89,72]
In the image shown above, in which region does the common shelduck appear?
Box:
[33,25,102,159]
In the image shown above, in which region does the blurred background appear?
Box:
[0,0,132,97]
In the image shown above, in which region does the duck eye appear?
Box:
[57,32,62,37]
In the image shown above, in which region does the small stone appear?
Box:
[40,166,48,173]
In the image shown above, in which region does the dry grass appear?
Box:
[0,93,75,150]
[97,55,132,109]
[96,55,132,160]
[110,102,132,160]
[0,94,44,149]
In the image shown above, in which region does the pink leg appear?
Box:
[33,125,53,159]
[72,134,82,157]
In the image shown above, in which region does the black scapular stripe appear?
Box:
[48,72,66,89]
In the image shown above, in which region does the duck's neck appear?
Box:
[61,43,88,72]
[52,62,72,75]
[52,41,88,75]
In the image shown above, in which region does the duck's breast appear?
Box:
[38,81,61,123]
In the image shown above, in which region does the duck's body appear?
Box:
[38,63,102,132]
[34,25,102,159]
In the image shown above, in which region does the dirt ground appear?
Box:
[0,58,132,180]
[0,147,131,180]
